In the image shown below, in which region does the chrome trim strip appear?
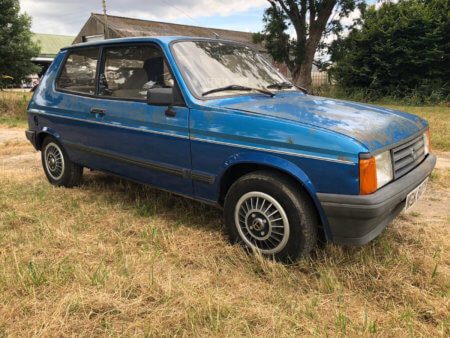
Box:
[28,109,189,140]
[191,137,356,165]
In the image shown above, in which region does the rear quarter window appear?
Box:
[56,48,99,95]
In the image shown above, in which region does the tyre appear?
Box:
[224,170,318,262]
[41,136,83,187]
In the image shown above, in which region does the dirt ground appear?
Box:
[0,128,24,144]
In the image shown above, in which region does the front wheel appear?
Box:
[224,170,318,262]
[41,136,83,187]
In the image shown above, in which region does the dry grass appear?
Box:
[380,105,450,152]
[0,91,31,128]
[0,141,449,336]
[0,140,31,156]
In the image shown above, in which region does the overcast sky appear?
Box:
[19,0,269,36]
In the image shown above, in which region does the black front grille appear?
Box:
[392,134,425,179]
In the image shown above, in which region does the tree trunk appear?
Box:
[293,21,327,91]
[297,61,313,90]
[292,63,312,91]
[292,45,316,90]
[290,66,301,87]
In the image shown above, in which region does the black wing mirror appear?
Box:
[147,87,174,106]
[147,85,185,107]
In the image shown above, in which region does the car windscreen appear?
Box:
[171,40,294,98]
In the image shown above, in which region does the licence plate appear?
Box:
[404,178,428,212]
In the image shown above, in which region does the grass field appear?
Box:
[0,91,449,335]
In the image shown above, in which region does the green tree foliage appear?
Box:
[0,0,40,88]
[330,0,449,101]
[254,0,366,89]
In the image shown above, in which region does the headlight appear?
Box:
[375,151,393,189]
[423,129,430,155]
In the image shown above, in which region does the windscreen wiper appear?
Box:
[202,85,274,97]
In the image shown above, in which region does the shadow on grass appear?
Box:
[79,170,223,232]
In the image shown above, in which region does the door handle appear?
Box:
[90,108,106,116]
[165,107,177,117]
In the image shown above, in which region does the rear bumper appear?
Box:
[25,130,37,149]
[317,154,436,245]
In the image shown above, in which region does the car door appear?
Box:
[51,46,108,164]
[66,43,192,196]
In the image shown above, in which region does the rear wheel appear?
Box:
[224,170,318,262]
[41,136,83,187]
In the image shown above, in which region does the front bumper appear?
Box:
[317,154,436,245]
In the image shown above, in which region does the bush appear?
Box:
[329,0,449,103]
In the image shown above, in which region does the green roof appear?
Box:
[32,33,75,58]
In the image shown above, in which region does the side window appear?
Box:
[99,45,174,100]
[56,48,99,95]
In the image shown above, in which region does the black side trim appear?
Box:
[65,141,186,177]
[64,141,215,184]
[191,171,215,185]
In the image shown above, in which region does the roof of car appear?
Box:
[63,36,246,51]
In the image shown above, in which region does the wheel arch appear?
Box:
[216,152,332,241]
[35,127,61,150]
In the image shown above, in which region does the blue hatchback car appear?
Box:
[26,36,436,262]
